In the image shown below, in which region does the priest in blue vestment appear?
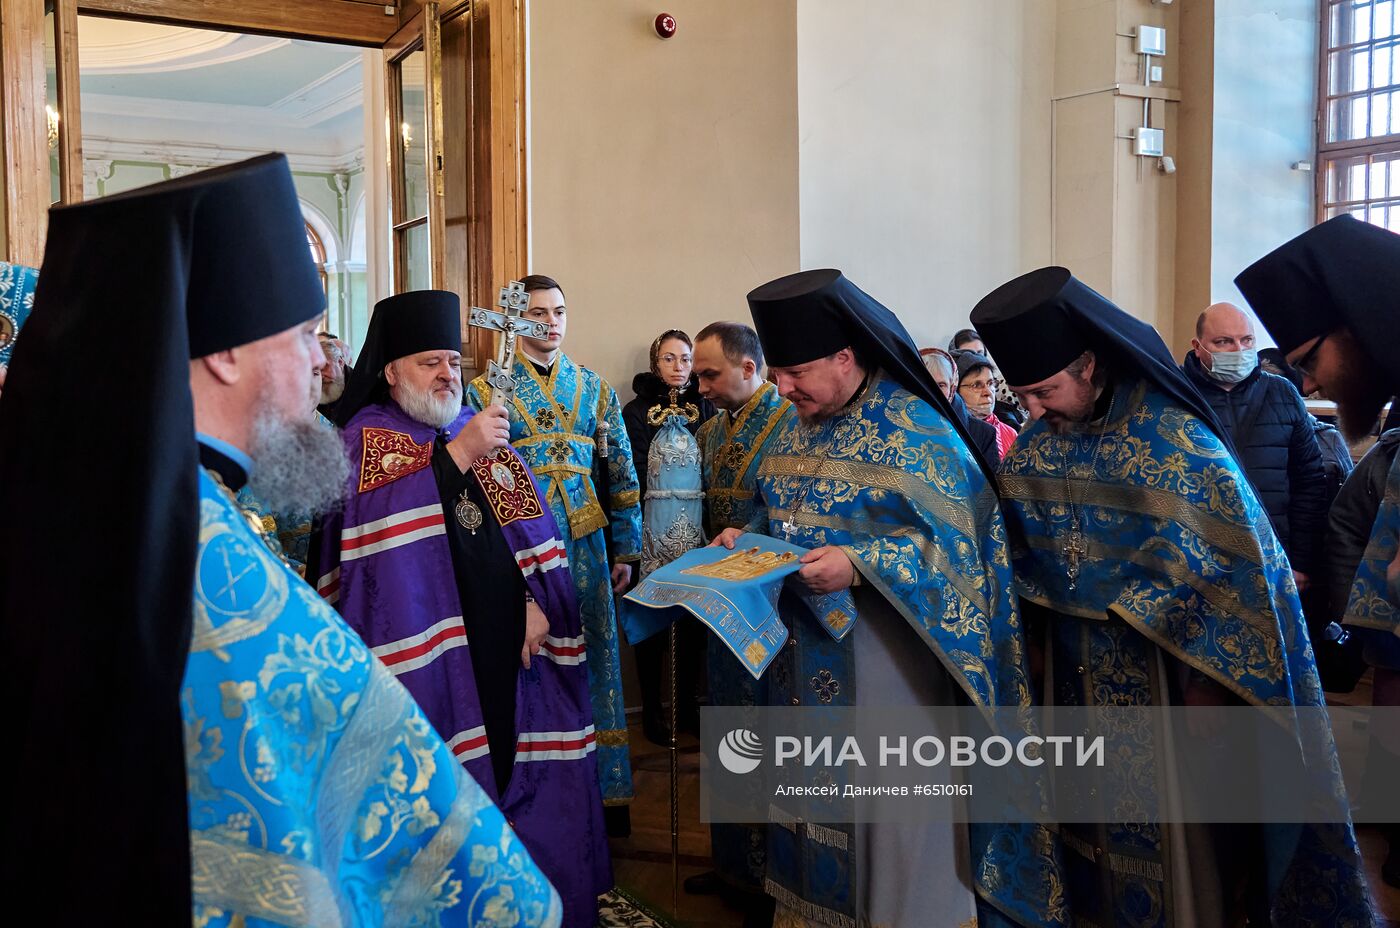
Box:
[0,154,559,926]
[684,321,793,915]
[973,266,1374,928]
[712,270,1066,928]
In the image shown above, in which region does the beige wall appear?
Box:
[527,0,800,396]
[1052,0,1181,342]
[1174,0,1215,355]
[797,0,1056,350]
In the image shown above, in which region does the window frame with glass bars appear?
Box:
[1318,0,1400,228]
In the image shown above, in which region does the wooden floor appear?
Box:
[610,720,743,927]
[1329,670,1400,926]
[611,695,1400,927]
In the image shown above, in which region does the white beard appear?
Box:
[395,381,462,428]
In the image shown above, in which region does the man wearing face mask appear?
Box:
[1181,301,1329,592]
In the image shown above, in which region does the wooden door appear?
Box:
[0,0,525,314]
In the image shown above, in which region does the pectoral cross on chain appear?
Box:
[467,280,548,407]
[1063,528,1086,590]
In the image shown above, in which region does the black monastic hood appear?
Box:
[334,289,462,427]
[1236,215,1400,393]
[972,266,1238,458]
[0,153,323,922]
[746,268,998,483]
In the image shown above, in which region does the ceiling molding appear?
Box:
[83,136,366,175]
[272,60,364,125]
[269,57,360,111]
[81,90,361,129]
[81,30,291,75]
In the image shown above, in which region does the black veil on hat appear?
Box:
[0,153,323,922]
[334,289,462,427]
[971,266,1237,456]
[1236,214,1400,391]
[746,268,998,483]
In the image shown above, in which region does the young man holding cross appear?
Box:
[466,274,643,826]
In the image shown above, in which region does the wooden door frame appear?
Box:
[54,0,83,204]
[384,7,429,294]
[383,3,447,292]
[0,0,526,296]
[74,0,403,46]
[1,0,50,266]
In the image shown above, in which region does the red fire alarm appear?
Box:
[654,13,677,39]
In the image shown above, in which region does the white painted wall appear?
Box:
[1210,0,1318,330]
[796,0,1056,352]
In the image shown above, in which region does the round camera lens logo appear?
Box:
[718,728,764,775]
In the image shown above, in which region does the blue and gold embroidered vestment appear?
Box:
[997,378,1373,928]
[185,468,561,927]
[749,373,1065,928]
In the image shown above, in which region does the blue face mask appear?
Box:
[1206,347,1258,384]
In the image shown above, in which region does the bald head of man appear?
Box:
[1192,301,1259,388]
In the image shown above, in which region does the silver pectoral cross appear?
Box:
[467,280,548,407]
[780,515,799,542]
[1063,528,1086,590]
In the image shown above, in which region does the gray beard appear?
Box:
[320,377,345,404]
[396,382,462,429]
[247,408,350,515]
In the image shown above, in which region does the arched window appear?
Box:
[306,221,329,293]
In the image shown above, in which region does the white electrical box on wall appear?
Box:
[1136,26,1167,57]
[1134,127,1165,157]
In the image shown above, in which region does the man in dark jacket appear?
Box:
[1182,302,1328,589]
[1326,429,1400,886]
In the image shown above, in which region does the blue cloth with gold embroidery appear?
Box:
[187,467,562,927]
[0,260,38,368]
[639,413,706,579]
[623,532,842,677]
[998,377,1373,928]
[751,372,1065,928]
[1342,450,1400,635]
[467,351,641,805]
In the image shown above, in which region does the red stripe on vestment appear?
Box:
[379,623,467,668]
[342,513,444,551]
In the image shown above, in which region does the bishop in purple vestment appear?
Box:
[314,290,611,928]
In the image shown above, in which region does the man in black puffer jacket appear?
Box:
[1181,302,1328,587]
